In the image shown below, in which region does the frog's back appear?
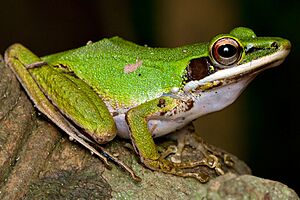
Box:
[42,37,207,107]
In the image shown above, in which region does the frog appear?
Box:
[4,27,291,182]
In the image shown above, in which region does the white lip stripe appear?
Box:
[184,49,290,91]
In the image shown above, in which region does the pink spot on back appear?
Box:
[124,60,143,74]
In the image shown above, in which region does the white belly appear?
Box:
[114,77,253,139]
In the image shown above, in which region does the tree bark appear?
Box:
[0,55,298,199]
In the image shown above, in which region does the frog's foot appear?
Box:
[143,155,212,182]
[143,142,230,182]
[163,124,235,177]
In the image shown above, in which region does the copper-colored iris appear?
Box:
[211,37,242,66]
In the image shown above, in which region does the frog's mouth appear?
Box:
[183,47,290,92]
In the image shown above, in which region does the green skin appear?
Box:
[4,27,291,181]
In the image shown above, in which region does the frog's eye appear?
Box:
[211,37,242,66]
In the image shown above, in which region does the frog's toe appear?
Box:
[159,126,236,180]
[143,157,211,182]
[143,146,231,182]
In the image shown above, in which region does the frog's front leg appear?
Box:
[126,97,220,182]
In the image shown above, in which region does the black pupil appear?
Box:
[217,44,237,58]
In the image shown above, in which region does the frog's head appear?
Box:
[184,27,291,93]
[178,27,291,117]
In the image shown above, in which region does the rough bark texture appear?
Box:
[0,55,298,199]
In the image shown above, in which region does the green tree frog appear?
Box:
[4,27,291,182]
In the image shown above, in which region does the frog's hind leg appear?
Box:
[163,123,235,177]
[5,44,141,181]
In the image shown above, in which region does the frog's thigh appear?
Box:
[30,66,117,144]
